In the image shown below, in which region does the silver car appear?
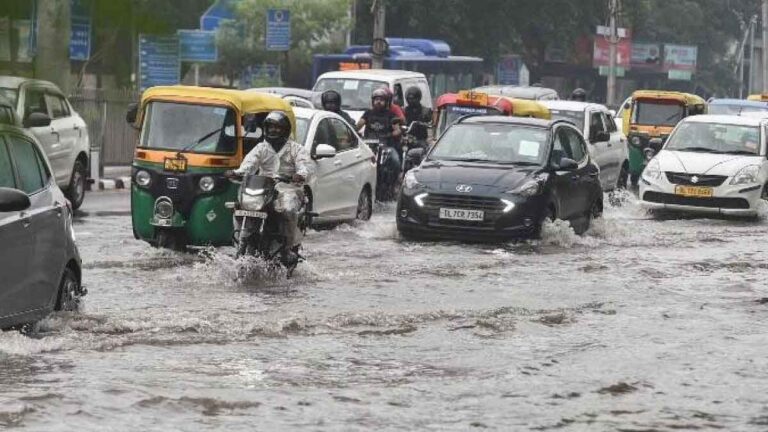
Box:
[0,118,84,329]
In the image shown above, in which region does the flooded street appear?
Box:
[3,191,768,431]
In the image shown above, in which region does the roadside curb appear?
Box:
[87,176,132,191]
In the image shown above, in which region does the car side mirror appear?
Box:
[406,147,425,164]
[23,112,51,128]
[314,143,336,159]
[126,103,138,126]
[591,130,610,143]
[0,187,31,212]
[554,157,578,171]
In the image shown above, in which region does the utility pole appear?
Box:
[371,0,385,69]
[606,0,619,107]
[749,16,756,95]
[763,0,768,92]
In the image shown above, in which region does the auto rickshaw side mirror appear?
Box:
[126,103,139,127]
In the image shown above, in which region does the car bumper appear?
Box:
[639,174,763,216]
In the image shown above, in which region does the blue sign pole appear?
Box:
[266,9,291,51]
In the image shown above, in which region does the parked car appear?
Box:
[312,69,433,122]
[0,76,90,209]
[472,85,559,101]
[293,107,377,223]
[640,114,768,216]
[0,122,84,329]
[248,87,320,109]
[397,116,603,240]
[542,100,630,190]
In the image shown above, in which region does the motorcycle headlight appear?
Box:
[241,194,266,211]
[136,170,151,187]
[199,176,215,192]
[403,171,425,190]
[730,165,760,185]
[642,158,662,181]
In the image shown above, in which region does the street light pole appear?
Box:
[606,0,619,106]
[762,0,768,92]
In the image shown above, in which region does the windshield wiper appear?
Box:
[176,126,225,155]
[724,150,758,156]
[672,146,719,153]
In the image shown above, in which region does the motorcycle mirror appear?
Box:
[314,143,337,159]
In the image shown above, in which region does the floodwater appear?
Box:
[3,192,768,431]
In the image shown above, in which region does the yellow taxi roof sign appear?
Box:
[457,90,489,106]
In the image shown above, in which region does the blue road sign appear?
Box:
[241,64,280,88]
[139,35,180,91]
[200,0,236,31]
[266,9,291,51]
[178,30,217,63]
[69,0,91,60]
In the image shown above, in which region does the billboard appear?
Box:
[593,36,631,68]
[631,43,662,70]
[664,44,697,72]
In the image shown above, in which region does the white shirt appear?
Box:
[234,139,314,179]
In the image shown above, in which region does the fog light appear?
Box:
[155,198,173,219]
[414,193,428,207]
[400,209,408,218]
[523,217,534,227]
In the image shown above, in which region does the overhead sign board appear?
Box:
[631,42,662,70]
[497,55,522,85]
[664,44,697,72]
[593,37,631,68]
[139,35,180,91]
[266,9,291,51]
[178,30,217,62]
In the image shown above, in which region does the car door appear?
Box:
[603,110,626,177]
[7,134,66,311]
[328,117,366,217]
[22,87,65,182]
[46,92,78,185]
[309,116,345,218]
[549,126,582,220]
[586,109,613,189]
[0,135,35,319]
[561,126,597,218]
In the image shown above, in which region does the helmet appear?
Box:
[371,87,391,109]
[405,86,422,105]
[571,88,587,102]
[321,90,342,110]
[263,111,291,146]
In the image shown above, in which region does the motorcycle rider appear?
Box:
[320,90,355,127]
[225,111,313,263]
[403,86,432,148]
[356,88,403,200]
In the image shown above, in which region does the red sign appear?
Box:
[593,36,631,68]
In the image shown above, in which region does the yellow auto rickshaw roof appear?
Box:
[747,94,768,101]
[141,86,296,128]
[631,90,705,106]
[507,97,551,119]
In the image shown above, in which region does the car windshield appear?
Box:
[632,100,685,126]
[295,117,310,144]
[139,102,237,154]
[548,109,584,132]
[429,123,549,165]
[0,87,18,106]
[313,78,387,111]
[708,104,768,116]
[437,105,501,135]
[666,122,762,155]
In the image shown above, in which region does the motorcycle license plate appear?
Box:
[675,185,713,198]
[439,208,484,221]
[235,210,267,218]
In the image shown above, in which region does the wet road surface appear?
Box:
[2,190,768,431]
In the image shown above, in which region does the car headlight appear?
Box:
[403,171,425,190]
[199,176,215,192]
[642,158,662,180]
[508,180,542,197]
[136,170,151,187]
[730,165,760,185]
[413,193,428,207]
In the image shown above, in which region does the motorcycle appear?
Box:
[400,121,431,174]
[225,173,311,278]
[364,135,402,202]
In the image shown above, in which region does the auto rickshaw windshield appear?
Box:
[139,101,238,154]
[632,100,684,127]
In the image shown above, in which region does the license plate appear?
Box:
[439,208,484,221]
[235,210,267,218]
[164,157,188,172]
[675,185,713,198]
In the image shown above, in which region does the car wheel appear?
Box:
[579,198,603,235]
[534,206,556,239]
[356,188,373,221]
[66,160,87,210]
[56,267,81,312]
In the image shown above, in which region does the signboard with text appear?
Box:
[178,30,217,62]
[593,36,631,68]
[664,44,697,72]
[139,35,180,91]
[631,43,662,70]
[266,9,291,51]
[70,0,91,60]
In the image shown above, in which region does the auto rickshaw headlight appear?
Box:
[631,136,641,146]
[154,198,174,219]
[199,176,215,192]
[136,170,151,187]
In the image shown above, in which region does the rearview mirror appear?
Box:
[314,144,336,159]
[126,103,138,125]
[591,130,610,143]
[23,112,51,128]
[554,157,578,171]
[0,187,31,212]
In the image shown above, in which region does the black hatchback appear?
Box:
[397,116,603,240]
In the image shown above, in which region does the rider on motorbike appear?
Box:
[356,87,403,147]
[320,90,355,127]
[403,86,433,148]
[226,111,313,261]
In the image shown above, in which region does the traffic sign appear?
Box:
[200,0,236,31]
[139,35,180,91]
[69,0,91,60]
[178,30,217,63]
[266,9,291,51]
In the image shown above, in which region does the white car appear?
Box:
[640,115,768,216]
[293,107,377,223]
[0,76,90,209]
[542,100,629,191]
[312,69,433,122]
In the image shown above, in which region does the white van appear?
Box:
[312,70,433,122]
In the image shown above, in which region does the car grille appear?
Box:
[665,172,727,187]
[422,193,504,228]
[643,191,750,209]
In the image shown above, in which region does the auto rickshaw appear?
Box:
[747,94,768,102]
[126,86,295,250]
[433,90,551,136]
[623,90,706,183]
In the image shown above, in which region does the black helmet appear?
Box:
[321,90,342,110]
[571,88,587,101]
[405,86,422,104]
[263,111,291,145]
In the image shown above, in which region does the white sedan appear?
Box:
[640,115,768,216]
[293,107,377,224]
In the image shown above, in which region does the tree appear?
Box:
[35,0,71,92]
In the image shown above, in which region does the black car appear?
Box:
[397,116,603,241]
